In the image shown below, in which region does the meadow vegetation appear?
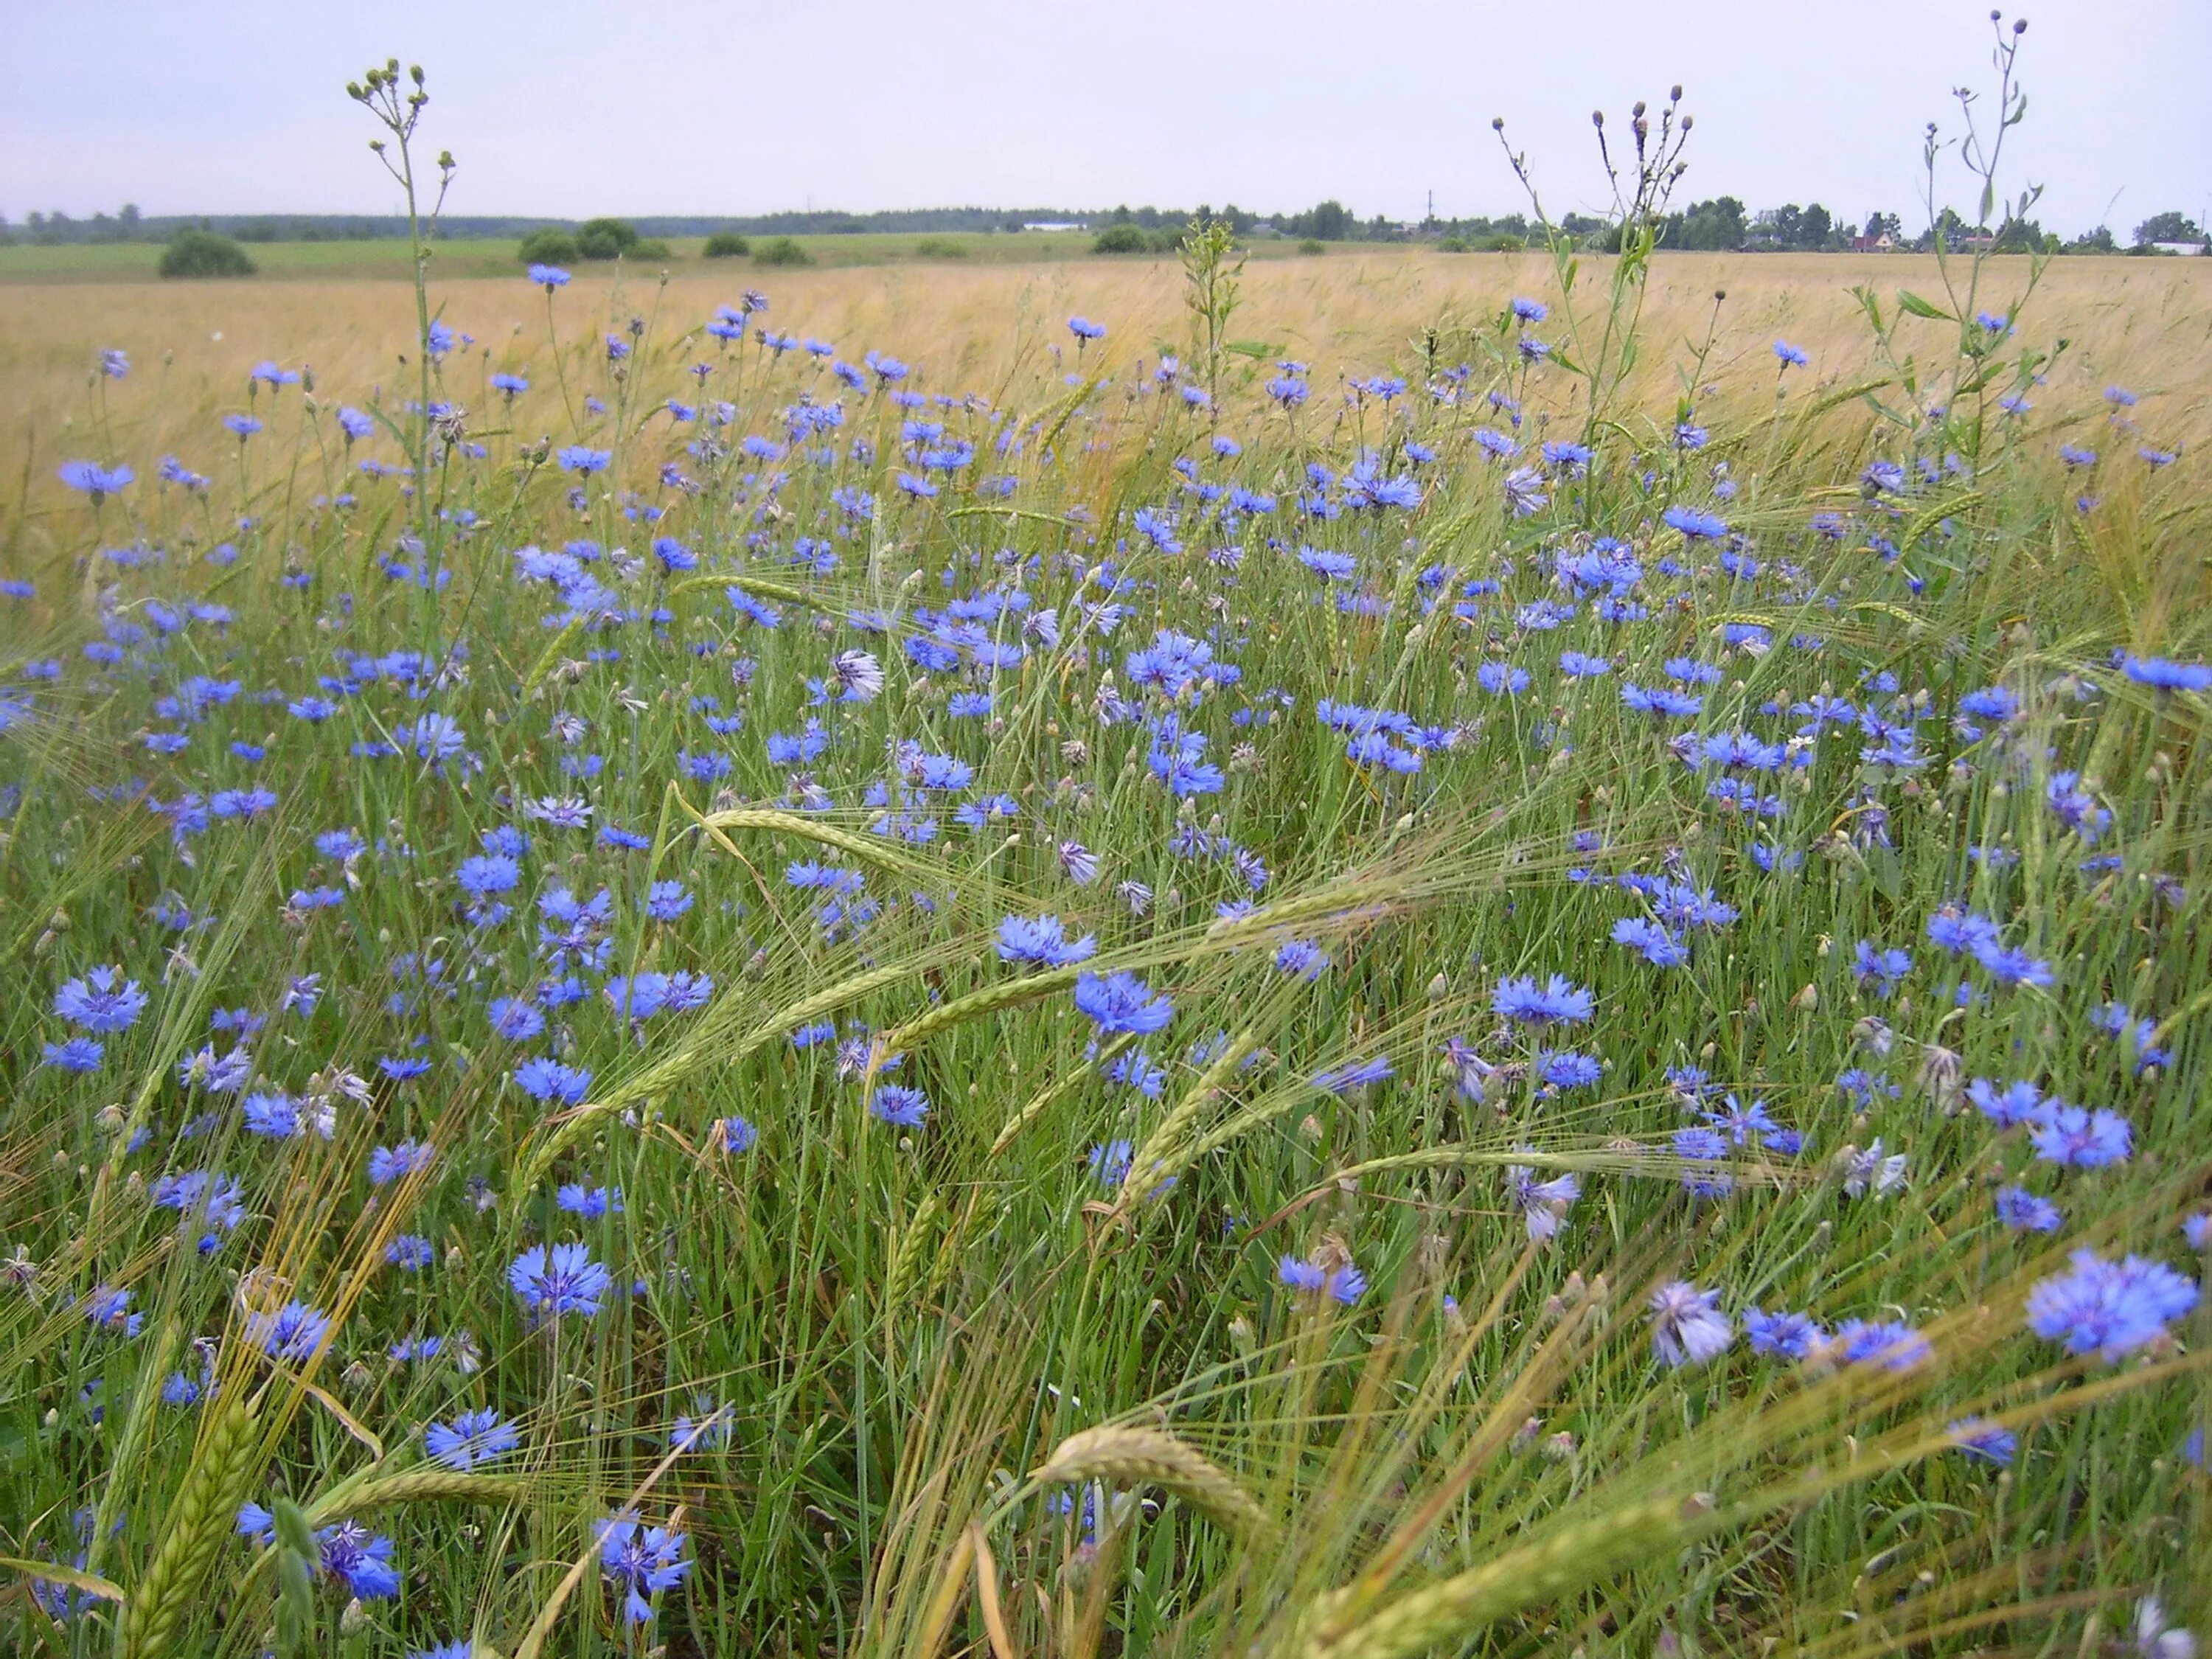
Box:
[1,38,2209,1659]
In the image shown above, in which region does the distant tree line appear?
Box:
[3,198,2203,257]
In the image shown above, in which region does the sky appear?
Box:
[2,0,2205,239]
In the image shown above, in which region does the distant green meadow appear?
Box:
[0,229,1348,285]
[2,44,2208,1659]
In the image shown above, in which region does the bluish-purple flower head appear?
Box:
[1073,970,1174,1035]
[508,1242,613,1321]
[1491,973,1593,1026]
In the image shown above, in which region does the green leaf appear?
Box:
[1223,340,1280,360]
[1895,291,1952,321]
[0,1556,125,1603]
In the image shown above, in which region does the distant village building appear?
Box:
[1022,221,1085,232]
[1851,232,1899,252]
[2149,240,2206,257]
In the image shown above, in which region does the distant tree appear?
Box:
[754,236,813,266]
[518,228,580,265]
[703,232,751,258]
[2132,211,2205,247]
[1754,204,1804,248]
[119,203,140,226]
[1666,197,1745,251]
[2066,224,2117,254]
[1092,223,1150,254]
[574,217,641,259]
[1800,204,1833,248]
[159,229,257,279]
[234,220,280,243]
[1302,201,1351,241]
[1863,211,1902,241]
[1992,215,2049,253]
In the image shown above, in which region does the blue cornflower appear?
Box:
[1073,970,1174,1035]
[995,914,1097,967]
[428,1408,521,1470]
[1506,1163,1581,1240]
[529,263,571,290]
[557,1183,623,1218]
[2121,655,2212,693]
[456,854,520,898]
[1850,941,1911,998]
[644,881,694,921]
[57,460,135,501]
[717,1116,759,1154]
[1648,1281,1733,1368]
[1663,505,1729,540]
[2028,1104,2132,1168]
[557,445,612,475]
[367,1141,434,1186]
[1773,339,1809,367]
[508,1242,613,1321]
[1612,917,1689,967]
[1087,1138,1134,1186]
[54,966,148,1033]
[1972,937,2054,989]
[869,1085,930,1128]
[596,1515,692,1624]
[1994,1186,2062,1232]
[316,1520,400,1599]
[1067,316,1107,341]
[1537,1049,1601,1089]
[1833,1318,1931,1371]
[513,1057,592,1106]
[246,1299,334,1361]
[2026,1249,2197,1361]
[1745,1307,1823,1359]
[1314,1056,1395,1095]
[1947,1419,2017,1466]
[1491,973,1593,1026]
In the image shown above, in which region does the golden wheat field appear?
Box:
[4,251,2208,525]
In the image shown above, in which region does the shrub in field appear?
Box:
[1093,222,1150,253]
[754,235,813,265]
[912,235,968,257]
[702,230,751,257]
[1297,235,1326,253]
[574,215,641,260]
[516,226,578,265]
[158,229,257,278]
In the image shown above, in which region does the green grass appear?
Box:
[0,206,2208,1659]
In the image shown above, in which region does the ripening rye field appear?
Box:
[4,132,2212,1659]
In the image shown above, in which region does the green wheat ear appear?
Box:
[1031,1425,1267,1535]
[124,1396,264,1659]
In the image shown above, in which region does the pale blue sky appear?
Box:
[2,0,2203,237]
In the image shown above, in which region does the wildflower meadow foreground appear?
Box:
[4,58,2211,1659]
